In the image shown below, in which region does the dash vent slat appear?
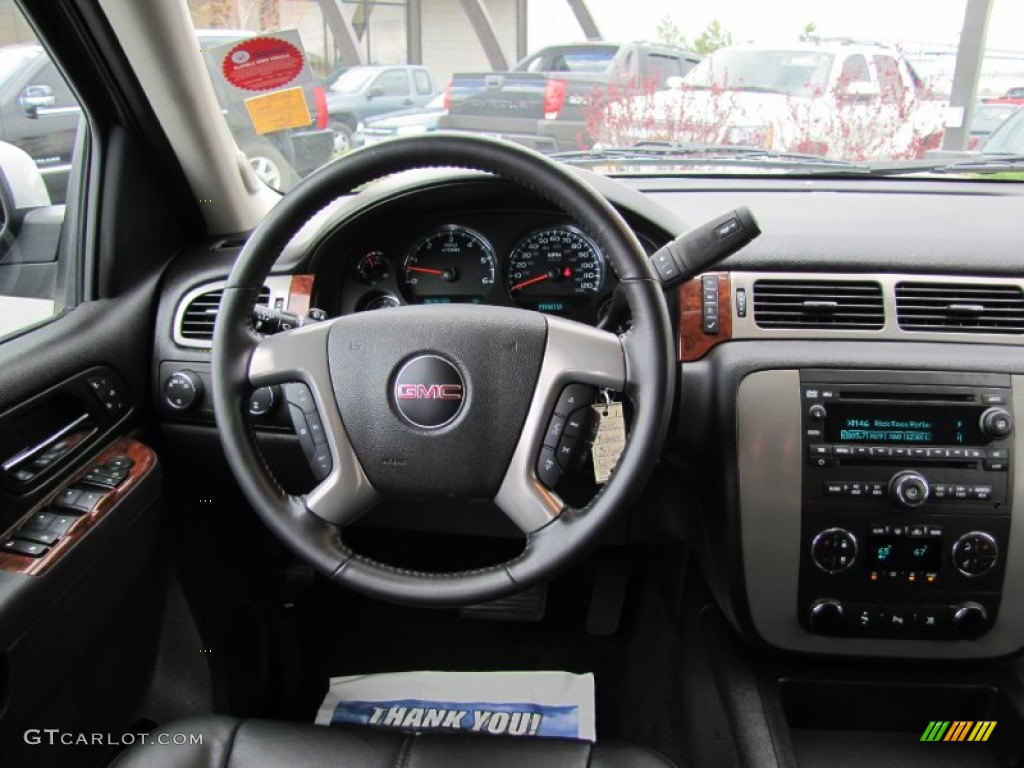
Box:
[179,286,272,342]
[753,279,884,330]
[896,282,1024,334]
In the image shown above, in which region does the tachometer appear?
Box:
[401,226,497,304]
[506,227,605,312]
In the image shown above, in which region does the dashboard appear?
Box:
[154,169,1024,662]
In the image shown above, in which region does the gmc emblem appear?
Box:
[392,354,466,429]
[396,383,463,400]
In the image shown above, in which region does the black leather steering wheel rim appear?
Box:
[212,133,674,607]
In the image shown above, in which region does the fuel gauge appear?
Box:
[356,251,391,284]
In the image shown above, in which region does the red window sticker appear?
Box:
[222,37,304,92]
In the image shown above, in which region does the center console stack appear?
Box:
[798,370,1013,642]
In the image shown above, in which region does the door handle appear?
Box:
[2,413,94,476]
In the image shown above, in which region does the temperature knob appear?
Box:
[811,528,857,573]
[890,471,929,509]
[953,532,998,577]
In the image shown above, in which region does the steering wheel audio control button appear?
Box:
[554,384,596,417]
[536,447,563,488]
[543,415,566,448]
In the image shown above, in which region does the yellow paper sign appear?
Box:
[244,87,312,135]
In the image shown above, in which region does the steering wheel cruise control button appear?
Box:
[310,445,332,482]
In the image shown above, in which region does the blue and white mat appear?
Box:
[315,670,596,741]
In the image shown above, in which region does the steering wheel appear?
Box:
[212,134,674,607]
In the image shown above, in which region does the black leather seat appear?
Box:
[110,716,677,767]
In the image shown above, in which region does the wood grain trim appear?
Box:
[678,272,733,361]
[287,274,315,316]
[0,438,156,575]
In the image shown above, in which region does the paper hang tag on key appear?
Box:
[591,402,626,484]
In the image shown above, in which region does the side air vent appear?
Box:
[896,282,1024,334]
[212,236,248,251]
[179,285,271,342]
[752,279,884,330]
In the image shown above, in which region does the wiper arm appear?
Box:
[936,154,1024,173]
[552,142,871,172]
[861,154,1024,177]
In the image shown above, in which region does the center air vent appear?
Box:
[752,279,884,330]
[896,282,1024,334]
[179,285,271,342]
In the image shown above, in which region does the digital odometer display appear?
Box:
[824,404,986,445]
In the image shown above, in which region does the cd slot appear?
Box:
[838,390,976,403]
[838,458,975,470]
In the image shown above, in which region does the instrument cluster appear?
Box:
[320,212,620,325]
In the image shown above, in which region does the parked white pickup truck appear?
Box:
[597,41,947,160]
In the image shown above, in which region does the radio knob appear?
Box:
[808,404,827,421]
[890,471,929,509]
[980,407,1014,438]
[808,598,846,634]
[952,602,990,640]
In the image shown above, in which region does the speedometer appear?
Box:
[506,227,605,312]
[401,226,497,304]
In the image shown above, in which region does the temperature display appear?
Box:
[867,536,942,571]
[824,404,987,446]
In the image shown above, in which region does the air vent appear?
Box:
[212,236,248,251]
[752,279,884,330]
[896,282,1024,333]
[179,285,271,342]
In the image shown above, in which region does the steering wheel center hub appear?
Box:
[392,354,465,429]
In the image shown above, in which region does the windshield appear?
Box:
[175,0,1024,183]
[686,50,833,97]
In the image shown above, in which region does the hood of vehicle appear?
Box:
[365,108,445,129]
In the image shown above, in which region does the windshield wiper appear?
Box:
[858,154,1024,177]
[935,154,1024,173]
[551,142,872,172]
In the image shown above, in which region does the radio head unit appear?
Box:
[798,370,1013,642]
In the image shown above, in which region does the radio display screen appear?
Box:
[824,403,986,446]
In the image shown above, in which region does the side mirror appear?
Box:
[665,76,685,91]
[19,84,56,118]
[367,85,386,99]
[839,81,880,102]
